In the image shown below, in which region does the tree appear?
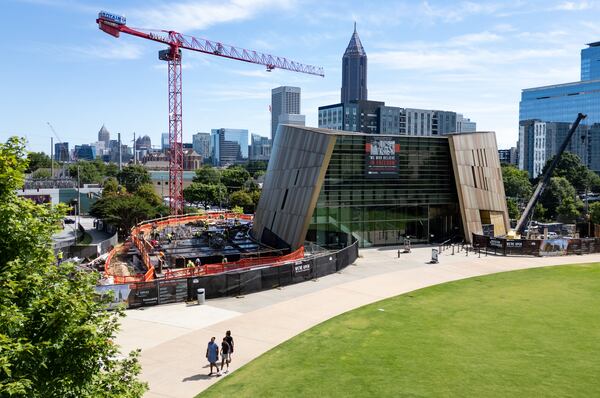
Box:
[507,197,519,219]
[229,190,253,213]
[244,160,267,175]
[69,161,103,186]
[183,183,226,209]
[135,183,164,209]
[589,202,600,225]
[502,165,532,200]
[105,162,119,178]
[0,137,146,397]
[540,152,592,192]
[102,177,121,197]
[221,167,250,193]
[31,168,51,180]
[25,152,51,173]
[90,194,160,235]
[539,176,582,221]
[117,165,151,193]
[192,166,221,185]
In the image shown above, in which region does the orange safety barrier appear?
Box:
[105,211,304,284]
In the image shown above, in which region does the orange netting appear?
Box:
[103,212,301,283]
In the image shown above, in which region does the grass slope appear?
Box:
[200,263,600,397]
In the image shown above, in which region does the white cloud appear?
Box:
[129,0,296,32]
[554,1,594,10]
[68,40,144,60]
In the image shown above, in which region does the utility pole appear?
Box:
[50,137,54,181]
[77,165,81,228]
[133,132,137,164]
[118,132,122,171]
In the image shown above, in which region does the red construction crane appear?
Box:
[96,11,324,215]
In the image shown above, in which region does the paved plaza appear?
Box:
[116,246,600,398]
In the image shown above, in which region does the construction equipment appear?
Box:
[96,11,324,215]
[511,113,587,238]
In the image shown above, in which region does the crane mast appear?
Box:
[96,11,324,215]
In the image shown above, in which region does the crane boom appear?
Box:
[97,19,324,77]
[96,11,324,215]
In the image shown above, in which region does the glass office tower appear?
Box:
[519,43,600,175]
[306,135,461,247]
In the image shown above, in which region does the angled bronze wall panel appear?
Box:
[448,132,509,243]
[253,125,337,250]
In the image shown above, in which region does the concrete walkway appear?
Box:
[115,246,600,398]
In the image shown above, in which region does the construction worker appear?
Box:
[167,232,173,244]
[195,258,202,267]
[57,250,64,265]
[187,259,194,268]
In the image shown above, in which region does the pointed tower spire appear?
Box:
[341,23,368,103]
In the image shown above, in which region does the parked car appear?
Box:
[64,218,75,224]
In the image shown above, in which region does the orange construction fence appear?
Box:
[105,212,301,284]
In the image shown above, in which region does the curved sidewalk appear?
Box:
[115,246,600,398]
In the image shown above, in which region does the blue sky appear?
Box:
[2,0,600,154]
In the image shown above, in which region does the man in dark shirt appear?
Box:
[225,330,234,357]
[220,337,231,374]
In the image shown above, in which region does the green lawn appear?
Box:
[200,263,600,397]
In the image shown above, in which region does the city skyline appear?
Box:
[2,0,600,153]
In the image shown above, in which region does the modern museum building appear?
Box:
[253,125,509,250]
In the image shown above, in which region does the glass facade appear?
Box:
[210,128,249,166]
[581,43,600,81]
[306,135,461,248]
[519,79,600,173]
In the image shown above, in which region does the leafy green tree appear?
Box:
[539,176,582,221]
[90,194,160,235]
[534,203,547,221]
[541,152,595,192]
[25,152,51,173]
[244,160,267,175]
[507,197,519,219]
[502,165,532,200]
[117,165,151,193]
[31,168,51,180]
[589,202,600,225]
[69,161,103,186]
[183,183,226,209]
[192,166,221,185]
[102,177,121,196]
[105,162,119,178]
[221,166,250,193]
[0,137,146,397]
[230,190,253,213]
[135,183,164,209]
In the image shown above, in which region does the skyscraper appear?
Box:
[210,128,248,166]
[341,23,367,104]
[271,86,302,142]
[192,132,211,160]
[98,125,110,146]
[519,42,600,175]
[161,133,170,152]
[581,42,600,80]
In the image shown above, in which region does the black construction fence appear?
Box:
[472,233,600,257]
[97,240,359,309]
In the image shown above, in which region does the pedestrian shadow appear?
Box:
[182,373,213,381]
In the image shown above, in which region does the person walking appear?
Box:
[220,337,231,374]
[224,330,234,361]
[206,337,220,376]
[57,250,63,265]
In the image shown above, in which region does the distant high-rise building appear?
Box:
[54,142,69,162]
[250,134,271,161]
[161,133,170,151]
[192,132,211,160]
[341,23,367,104]
[318,101,475,136]
[498,147,519,166]
[135,135,152,150]
[74,144,96,161]
[456,114,477,133]
[210,128,248,166]
[278,114,305,128]
[520,42,600,175]
[98,125,110,145]
[581,41,600,80]
[271,86,302,142]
